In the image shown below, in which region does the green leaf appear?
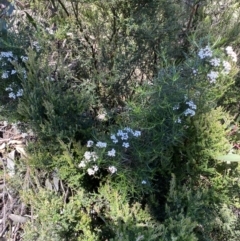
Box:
[24,11,37,29]
[216,154,240,163]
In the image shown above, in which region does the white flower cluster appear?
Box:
[113,127,141,149]
[0,52,28,65]
[110,134,118,144]
[79,151,99,175]
[184,100,197,117]
[87,165,99,175]
[197,45,237,84]
[209,57,221,67]
[2,69,17,79]
[84,151,98,161]
[33,41,41,52]
[226,46,237,62]
[184,109,195,116]
[222,61,231,74]
[108,148,116,157]
[186,100,196,109]
[0,51,15,63]
[207,71,219,84]
[122,142,129,148]
[0,51,13,58]
[80,127,141,175]
[0,51,29,83]
[198,45,213,59]
[87,140,94,147]
[96,141,107,148]
[5,86,23,99]
[108,166,117,174]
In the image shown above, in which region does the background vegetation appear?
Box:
[1,0,240,240]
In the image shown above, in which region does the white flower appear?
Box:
[207,71,219,83]
[110,134,118,143]
[184,108,195,116]
[108,148,116,157]
[9,92,16,99]
[108,166,117,174]
[83,151,98,162]
[122,142,130,148]
[226,46,237,62]
[87,168,95,175]
[11,70,17,75]
[186,100,197,110]
[20,56,28,62]
[84,151,92,160]
[124,127,133,133]
[96,141,107,148]
[116,130,124,136]
[2,71,8,79]
[91,152,98,161]
[141,180,147,184]
[92,165,99,172]
[97,113,106,121]
[79,160,86,168]
[113,139,118,144]
[0,51,13,58]
[133,130,141,137]
[33,41,41,52]
[87,140,94,147]
[116,130,128,140]
[226,46,233,53]
[16,89,23,97]
[121,133,129,140]
[230,53,237,62]
[209,58,221,67]
[222,60,231,74]
[175,117,181,123]
[198,45,212,59]
[5,87,13,91]
[192,68,198,75]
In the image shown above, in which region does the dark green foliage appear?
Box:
[16,50,93,144]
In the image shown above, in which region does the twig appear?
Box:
[0,158,6,234]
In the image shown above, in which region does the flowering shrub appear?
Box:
[2,0,240,240]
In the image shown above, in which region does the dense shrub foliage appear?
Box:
[1,0,240,240]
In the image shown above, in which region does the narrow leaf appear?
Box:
[216,154,240,163]
[24,11,37,29]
